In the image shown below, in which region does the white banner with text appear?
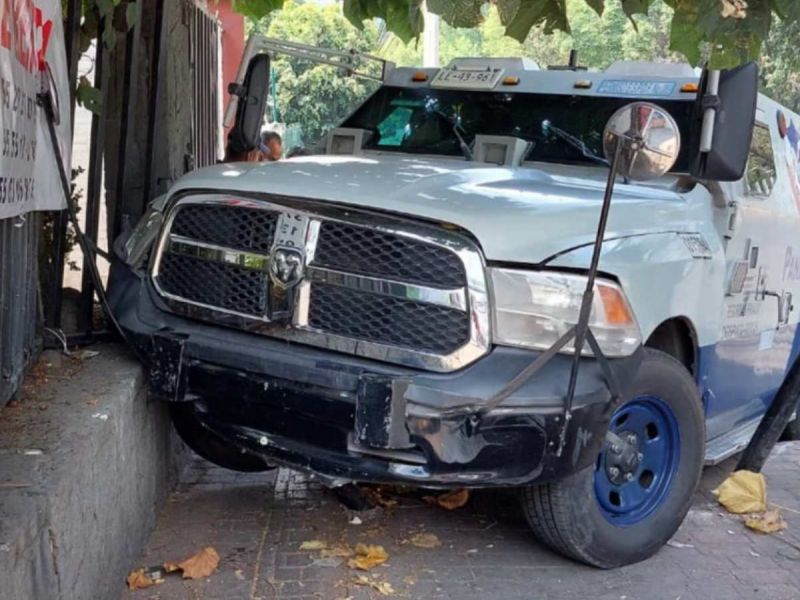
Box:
[0,0,71,220]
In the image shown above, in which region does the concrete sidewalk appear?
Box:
[0,346,185,600]
[122,444,800,600]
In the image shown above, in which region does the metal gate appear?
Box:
[189,3,222,170]
[0,216,40,406]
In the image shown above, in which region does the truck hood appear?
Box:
[170,154,707,265]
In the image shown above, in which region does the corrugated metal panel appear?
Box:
[189,3,220,170]
[0,214,39,406]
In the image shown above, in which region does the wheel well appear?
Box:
[645,318,697,376]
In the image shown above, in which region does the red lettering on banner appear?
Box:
[0,1,53,73]
[0,1,11,50]
[36,8,52,71]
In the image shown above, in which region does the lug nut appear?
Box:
[611,444,621,454]
[608,467,620,478]
[626,434,637,445]
[637,452,644,461]
[625,473,634,482]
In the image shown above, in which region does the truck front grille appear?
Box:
[171,204,278,253]
[314,221,466,288]
[308,282,470,355]
[158,253,269,316]
[151,195,489,372]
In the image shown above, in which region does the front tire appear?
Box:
[521,349,704,568]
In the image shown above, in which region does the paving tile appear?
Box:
[120,443,800,599]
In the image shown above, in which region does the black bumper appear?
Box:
[109,264,643,487]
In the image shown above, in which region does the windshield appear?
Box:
[341,86,694,171]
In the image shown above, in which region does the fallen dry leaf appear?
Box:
[713,470,767,514]
[374,581,395,596]
[300,540,328,551]
[347,543,389,570]
[408,532,441,548]
[426,488,470,510]
[178,546,220,579]
[720,0,747,19]
[363,487,399,508]
[353,575,395,596]
[321,543,354,558]
[745,509,788,534]
[162,562,180,574]
[126,568,157,590]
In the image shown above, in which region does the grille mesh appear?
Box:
[308,282,469,354]
[156,202,478,364]
[158,253,268,316]
[314,222,465,288]
[171,204,277,253]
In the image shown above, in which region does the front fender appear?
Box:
[546,232,726,348]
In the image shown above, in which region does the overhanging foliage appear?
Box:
[233,0,800,68]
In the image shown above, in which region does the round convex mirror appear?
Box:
[603,102,681,181]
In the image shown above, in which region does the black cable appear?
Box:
[38,84,148,365]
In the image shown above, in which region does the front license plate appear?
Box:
[430,68,504,90]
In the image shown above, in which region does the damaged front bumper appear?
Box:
[109,264,642,488]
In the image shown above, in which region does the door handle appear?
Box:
[763,290,793,327]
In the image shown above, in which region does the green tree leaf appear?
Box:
[233,0,284,21]
[620,0,653,17]
[102,20,117,48]
[427,0,485,28]
[664,0,703,66]
[125,2,139,31]
[584,0,605,16]
[76,76,103,114]
[502,0,570,42]
[663,0,773,68]
[771,0,800,21]
[344,0,423,43]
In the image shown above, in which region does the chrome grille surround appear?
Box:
[150,193,490,372]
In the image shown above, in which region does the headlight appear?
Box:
[489,268,641,357]
[117,195,167,268]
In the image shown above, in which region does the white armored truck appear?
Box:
[109,38,800,567]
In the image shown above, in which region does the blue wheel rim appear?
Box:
[594,395,681,526]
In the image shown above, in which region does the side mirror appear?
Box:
[602,102,681,181]
[690,62,758,182]
[227,53,271,155]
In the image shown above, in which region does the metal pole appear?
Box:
[558,137,623,454]
[45,0,82,330]
[423,1,440,68]
[737,363,800,472]
[700,70,720,153]
[142,0,166,214]
[112,5,138,241]
[77,38,106,333]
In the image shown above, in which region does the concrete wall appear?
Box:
[0,346,186,600]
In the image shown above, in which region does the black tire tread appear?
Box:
[521,349,704,569]
[522,481,593,565]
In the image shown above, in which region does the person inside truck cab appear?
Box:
[259,131,283,161]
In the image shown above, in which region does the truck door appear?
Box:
[702,106,800,440]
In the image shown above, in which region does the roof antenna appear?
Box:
[547,49,587,72]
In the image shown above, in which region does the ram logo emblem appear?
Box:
[269,247,304,289]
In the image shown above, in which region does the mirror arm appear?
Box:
[556,136,624,455]
[700,70,721,153]
[227,82,246,98]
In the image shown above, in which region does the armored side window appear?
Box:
[745,125,777,197]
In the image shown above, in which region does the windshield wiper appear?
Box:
[430,110,473,161]
[541,120,609,168]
